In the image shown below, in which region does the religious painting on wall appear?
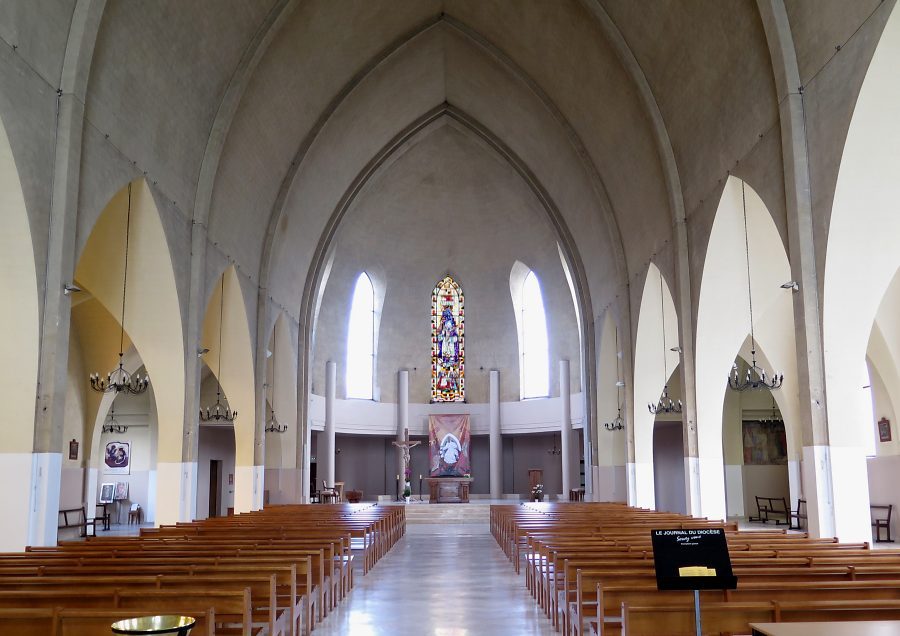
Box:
[431,275,465,402]
[878,417,892,443]
[741,420,787,465]
[104,441,131,474]
[429,414,471,477]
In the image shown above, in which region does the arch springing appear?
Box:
[346,272,375,399]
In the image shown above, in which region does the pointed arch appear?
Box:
[346,272,375,400]
[823,4,899,541]
[695,176,799,521]
[200,265,258,512]
[0,115,39,455]
[510,262,550,399]
[631,263,680,510]
[74,177,185,526]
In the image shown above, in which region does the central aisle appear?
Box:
[314,522,555,635]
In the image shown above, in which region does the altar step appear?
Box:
[393,502,491,524]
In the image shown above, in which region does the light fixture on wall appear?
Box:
[649,275,682,414]
[89,183,150,395]
[200,275,237,422]
[102,403,128,434]
[728,181,784,392]
[265,324,287,433]
[604,327,626,430]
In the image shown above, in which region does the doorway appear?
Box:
[209,459,223,517]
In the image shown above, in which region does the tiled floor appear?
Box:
[314,522,555,636]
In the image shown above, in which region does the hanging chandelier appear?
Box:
[102,404,128,434]
[728,181,784,392]
[90,183,150,395]
[762,396,782,422]
[649,276,682,414]
[264,327,287,433]
[604,328,625,430]
[200,275,237,423]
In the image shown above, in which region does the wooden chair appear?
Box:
[320,482,337,504]
[872,504,894,543]
[127,504,142,525]
[789,498,807,530]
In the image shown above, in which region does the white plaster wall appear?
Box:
[867,455,900,543]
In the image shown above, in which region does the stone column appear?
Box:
[397,370,409,487]
[323,361,336,487]
[489,370,502,499]
[560,359,573,497]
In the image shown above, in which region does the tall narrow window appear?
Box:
[346,272,375,399]
[521,271,549,398]
[432,276,465,402]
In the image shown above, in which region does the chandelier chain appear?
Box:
[741,181,758,364]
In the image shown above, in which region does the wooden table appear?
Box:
[751,621,900,635]
[426,477,472,503]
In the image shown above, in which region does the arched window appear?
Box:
[346,272,375,399]
[521,271,549,398]
[432,276,465,402]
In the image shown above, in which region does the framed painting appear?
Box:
[114,481,129,501]
[99,482,115,504]
[68,439,79,460]
[878,417,892,443]
[104,441,131,475]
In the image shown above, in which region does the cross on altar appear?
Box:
[392,429,421,466]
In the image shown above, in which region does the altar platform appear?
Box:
[385,501,492,524]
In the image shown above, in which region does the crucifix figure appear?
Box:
[392,429,421,469]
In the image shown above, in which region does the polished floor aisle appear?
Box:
[314,523,555,635]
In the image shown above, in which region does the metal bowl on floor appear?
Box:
[110,615,196,635]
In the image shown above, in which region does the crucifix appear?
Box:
[392,429,421,500]
[392,429,421,468]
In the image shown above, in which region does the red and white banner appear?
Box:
[428,414,471,478]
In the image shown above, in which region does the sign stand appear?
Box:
[651,528,738,636]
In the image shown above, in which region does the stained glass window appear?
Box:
[346,272,375,399]
[431,276,465,402]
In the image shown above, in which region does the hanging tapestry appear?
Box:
[429,414,471,477]
[431,275,465,402]
[741,420,787,465]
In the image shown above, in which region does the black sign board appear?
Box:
[651,528,738,591]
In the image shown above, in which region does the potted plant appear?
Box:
[531,483,544,502]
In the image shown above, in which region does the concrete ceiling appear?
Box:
[57,0,889,319]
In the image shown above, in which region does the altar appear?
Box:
[426,477,472,504]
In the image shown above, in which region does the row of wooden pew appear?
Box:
[0,502,404,635]
[491,502,900,635]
